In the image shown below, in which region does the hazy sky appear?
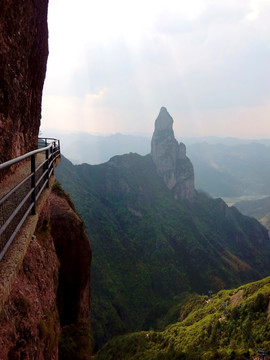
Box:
[41,0,270,138]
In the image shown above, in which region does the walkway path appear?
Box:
[0,154,60,313]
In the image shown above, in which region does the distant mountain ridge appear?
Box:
[188,142,270,197]
[45,131,150,165]
[56,108,270,350]
[42,129,270,163]
[45,129,270,197]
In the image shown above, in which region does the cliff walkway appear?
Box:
[0,138,61,261]
[0,138,60,311]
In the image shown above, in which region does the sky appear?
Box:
[41,0,270,138]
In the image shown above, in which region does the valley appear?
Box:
[55,108,270,356]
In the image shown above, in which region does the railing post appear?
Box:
[31,154,36,215]
[51,141,54,175]
[58,139,61,157]
[46,148,49,188]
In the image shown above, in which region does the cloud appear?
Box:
[42,0,270,138]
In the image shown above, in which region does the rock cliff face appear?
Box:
[0,228,59,359]
[0,187,92,359]
[0,0,49,164]
[151,107,196,200]
[0,0,92,358]
[49,187,91,330]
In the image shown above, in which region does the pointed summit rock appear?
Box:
[151,107,196,200]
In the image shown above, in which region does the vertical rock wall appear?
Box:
[0,0,92,358]
[151,107,196,200]
[0,0,49,164]
[48,188,92,329]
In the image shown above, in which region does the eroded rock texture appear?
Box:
[0,222,60,359]
[0,0,49,164]
[151,107,196,200]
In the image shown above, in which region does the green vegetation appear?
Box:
[56,155,270,351]
[59,320,92,360]
[52,180,76,212]
[95,277,270,359]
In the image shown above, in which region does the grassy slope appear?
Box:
[95,276,270,360]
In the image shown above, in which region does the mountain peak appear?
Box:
[151,108,196,200]
[154,107,173,131]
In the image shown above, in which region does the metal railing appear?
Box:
[0,138,61,261]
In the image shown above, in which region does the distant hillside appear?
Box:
[234,196,270,232]
[43,131,150,165]
[95,276,270,360]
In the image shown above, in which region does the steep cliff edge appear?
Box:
[151,107,196,200]
[0,186,92,359]
[0,0,92,357]
[0,0,49,165]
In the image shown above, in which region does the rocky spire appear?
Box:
[151,107,196,200]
